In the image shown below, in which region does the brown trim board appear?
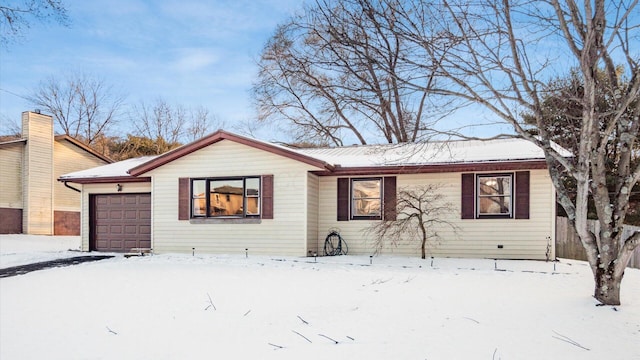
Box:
[311,160,548,176]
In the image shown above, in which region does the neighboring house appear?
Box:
[0,111,112,235]
[60,130,561,259]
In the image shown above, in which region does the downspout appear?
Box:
[63,181,81,193]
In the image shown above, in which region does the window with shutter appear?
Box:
[515,171,530,219]
[180,176,272,220]
[461,174,475,219]
[262,175,274,219]
[383,176,397,221]
[461,172,530,219]
[178,177,190,220]
[337,177,396,221]
[337,178,349,221]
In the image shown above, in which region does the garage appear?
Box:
[90,193,151,252]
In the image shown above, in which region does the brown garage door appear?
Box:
[90,193,151,252]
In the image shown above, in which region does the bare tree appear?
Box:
[253,0,458,146]
[28,73,125,145]
[389,0,639,305]
[185,106,218,142]
[0,114,21,138]
[130,99,185,154]
[366,184,458,259]
[1,0,69,47]
[130,98,218,154]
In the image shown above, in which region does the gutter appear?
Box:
[63,181,81,193]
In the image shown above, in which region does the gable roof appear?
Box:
[127,130,334,176]
[54,135,113,163]
[60,130,560,183]
[0,134,112,164]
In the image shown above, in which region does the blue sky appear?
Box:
[0,0,303,139]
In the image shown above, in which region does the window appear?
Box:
[462,172,529,220]
[477,174,512,216]
[337,177,396,221]
[191,177,260,218]
[351,178,382,219]
[192,180,206,216]
[179,176,273,221]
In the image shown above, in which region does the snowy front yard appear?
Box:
[1,236,638,359]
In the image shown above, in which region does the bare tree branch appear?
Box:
[28,73,125,145]
[253,0,460,145]
[365,184,458,259]
[1,0,69,47]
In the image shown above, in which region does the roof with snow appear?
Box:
[59,130,561,182]
[295,138,553,167]
[59,156,157,183]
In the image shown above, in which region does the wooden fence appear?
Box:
[556,216,640,269]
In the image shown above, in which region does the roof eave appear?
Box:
[0,138,27,147]
[57,176,151,184]
[311,159,549,176]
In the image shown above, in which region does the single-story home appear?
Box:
[59,130,559,259]
[0,111,112,235]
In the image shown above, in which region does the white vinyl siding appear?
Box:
[22,112,53,235]
[53,140,110,211]
[0,144,23,208]
[80,182,152,251]
[318,169,555,260]
[306,173,320,255]
[147,140,322,256]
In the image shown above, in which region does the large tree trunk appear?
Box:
[589,229,639,305]
[594,262,622,305]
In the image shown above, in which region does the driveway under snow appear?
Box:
[0,235,638,359]
[0,234,83,268]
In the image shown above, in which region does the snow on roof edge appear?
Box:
[60,136,565,180]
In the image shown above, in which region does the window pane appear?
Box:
[479,196,511,214]
[191,180,206,217]
[192,180,206,198]
[245,178,260,197]
[479,176,511,196]
[210,179,243,216]
[352,179,381,217]
[193,198,206,216]
[353,199,381,216]
[246,197,260,215]
[353,180,381,199]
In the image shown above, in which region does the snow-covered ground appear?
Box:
[0,234,82,268]
[0,235,638,359]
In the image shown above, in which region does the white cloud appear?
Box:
[170,48,221,72]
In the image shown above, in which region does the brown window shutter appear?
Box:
[461,173,475,219]
[515,171,530,219]
[178,177,190,220]
[383,176,397,221]
[337,178,349,221]
[262,175,274,219]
